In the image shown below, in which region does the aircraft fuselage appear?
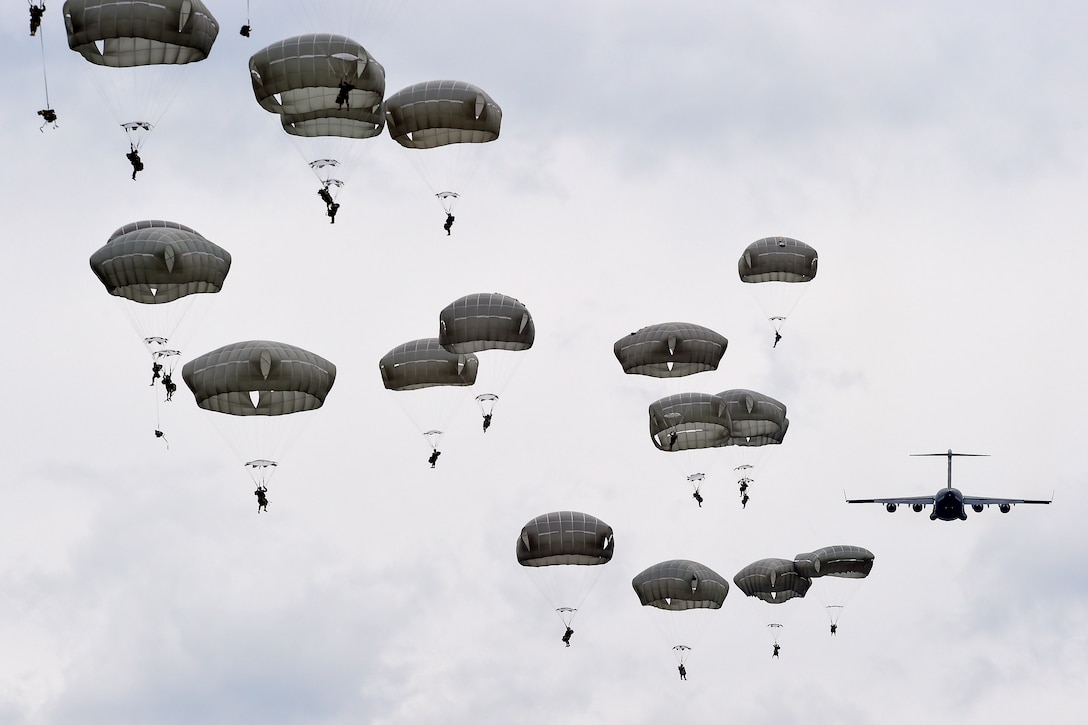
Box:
[931,487,967,521]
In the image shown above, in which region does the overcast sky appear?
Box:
[2,2,1086,724]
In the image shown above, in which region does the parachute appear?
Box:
[716,388,788,490]
[89,219,230,436]
[648,392,732,502]
[793,545,875,580]
[439,293,534,353]
[631,559,729,665]
[647,393,730,452]
[249,34,385,196]
[517,511,615,631]
[438,293,534,429]
[613,322,728,378]
[385,80,502,215]
[794,545,874,629]
[379,338,478,456]
[182,340,336,489]
[718,389,788,446]
[732,558,811,604]
[617,322,729,501]
[63,0,220,154]
[737,236,818,338]
[90,220,231,306]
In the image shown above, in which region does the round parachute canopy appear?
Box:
[737,237,818,283]
[89,220,231,304]
[379,338,478,391]
[648,393,730,451]
[733,558,811,604]
[716,389,788,446]
[182,340,336,416]
[439,293,535,354]
[793,545,874,580]
[385,80,501,149]
[631,559,729,610]
[249,34,386,139]
[614,323,728,378]
[517,511,615,567]
[63,0,220,67]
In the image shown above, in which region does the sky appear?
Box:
[2,1,1087,723]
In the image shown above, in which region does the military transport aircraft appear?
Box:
[846,449,1051,521]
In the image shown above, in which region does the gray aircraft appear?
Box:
[846,449,1051,521]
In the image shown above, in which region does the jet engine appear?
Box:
[912,503,924,512]
[999,503,1011,513]
[885,503,897,513]
[972,504,984,513]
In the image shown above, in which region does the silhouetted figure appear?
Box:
[738,478,750,495]
[741,492,750,509]
[773,331,782,348]
[255,484,269,513]
[772,642,781,658]
[154,429,168,447]
[30,4,46,36]
[335,80,354,109]
[150,361,163,385]
[428,449,441,468]
[318,186,339,222]
[239,24,251,37]
[668,431,679,449]
[830,623,837,636]
[162,373,176,401]
[678,664,687,680]
[482,413,492,432]
[692,490,704,507]
[38,108,58,131]
[443,213,455,235]
[562,626,574,647]
[127,147,144,180]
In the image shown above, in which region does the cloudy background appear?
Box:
[2,1,1086,723]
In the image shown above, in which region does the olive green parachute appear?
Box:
[737,237,818,283]
[439,293,535,354]
[631,559,729,610]
[385,80,501,149]
[518,511,614,630]
[794,546,874,628]
[63,0,219,67]
[733,558,811,603]
[517,512,615,567]
[648,393,730,451]
[738,236,818,337]
[717,389,788,447]
[379,338,478,391]
[248,34,385,139]
[614,323,728,378]
[793,545,874,580]
[89,220,231,304]
[182,340,336,416]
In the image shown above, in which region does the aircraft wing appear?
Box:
[961,496,1052,507]
[845,495,935,507]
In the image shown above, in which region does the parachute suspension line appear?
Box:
[764,281,813,335]
[38,23,52,108]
